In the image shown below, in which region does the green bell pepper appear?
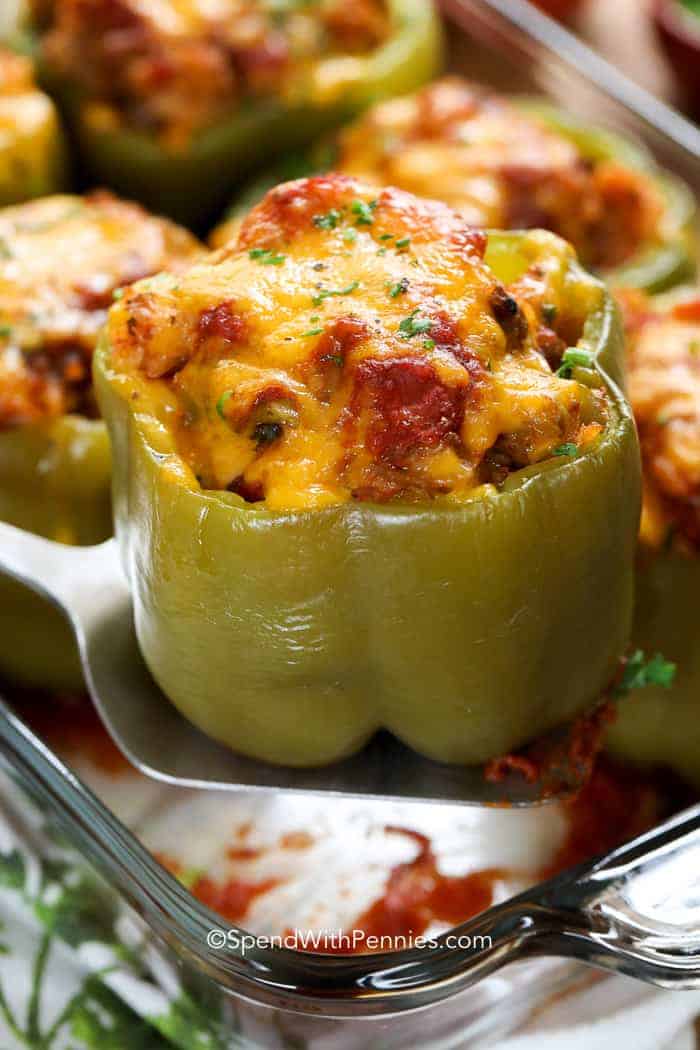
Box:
[0,48,68,205]
[94,229,641,768]
[606,287,700,785]
[0,417,111,689]
[0,191,201,690]
[216,97,696,293]
[607,550,700,788]
[35,0,442,228]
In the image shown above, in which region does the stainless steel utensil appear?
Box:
[0,520,584,805]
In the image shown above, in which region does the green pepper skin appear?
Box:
[0,418,111,689]
[95,234,641,768]
[39,0,442,229]
[607,552,700,788]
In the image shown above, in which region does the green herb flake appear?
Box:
[0,325,13,339]
[248,248,286,265]
[379,232,394,241]
[395,237,411,250]
[112,288,125,301]
[302,326,325,337]
[553,443,578,457]
[216,390,234,419]
[399,308,432,340]
[615,650,677,696]
[388,277,409,299]
[351,199,377,226]
[342,228,358,244]
[557,347,594,378]
[423,338,436,350]
[313,209,341,230]
[377,247,387,256]
[311,280,359,307]
[321,353,344,367]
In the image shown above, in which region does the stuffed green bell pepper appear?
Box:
[0,191,200,690]
[95,173,641,767]
[32,0,442,228]
[213,77,696,293]
[607,289,700,787]
[0,47,67,204]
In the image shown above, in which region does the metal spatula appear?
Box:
[0,520,589,805]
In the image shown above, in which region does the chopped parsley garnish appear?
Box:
[254,421,283,447]
[342,228,358,244]
[399,308,432,339]
[542,303,558,324]
[377,247,387,256]
[248,248,286,265]
[321,353,344,367]
[302,326,325,337]
[614,650,677,696]
[395,237,411,250]
[112,288,125,300]
[553,443,578,457]
[423,338,435,350]
[351,199,377,226]
[0,325,13,339]
[557,347,594,378]
[216,390,233,419]
[313,209,341,230]
[311,280,359,307]
[379,232,394,241]
[388,277,409,298]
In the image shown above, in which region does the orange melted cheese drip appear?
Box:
[109,174,606,510]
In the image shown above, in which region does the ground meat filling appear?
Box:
[38,0,391,149]
[0,191,200,427]
[619,289,700,551]
[108,174,609,510]
[336,77,663,272]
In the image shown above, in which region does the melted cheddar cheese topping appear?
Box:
[619,289,700,551]
[108,175,608,509]
[0,192,200,426]
[39,0,390,149]
[334,77,663,272]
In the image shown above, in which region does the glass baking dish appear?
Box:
[1,1,699,1045]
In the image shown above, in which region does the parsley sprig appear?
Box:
[614,650,677,696]
[351,199,377,226]
[311,280,359,307]
[399,308,432,339]
[249,248,286,266]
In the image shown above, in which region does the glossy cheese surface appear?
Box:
[108,173,607,509]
